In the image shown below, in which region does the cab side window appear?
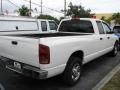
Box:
[102,23,111,34]
[96,21,105,34]
[49,21,57,30]
[41,21,47,31]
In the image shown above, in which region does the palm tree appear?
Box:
[106,17,112,25]
[112,13,120,25]
[16,5,30,16]
[101,16,112,25]
[101,16,106,21]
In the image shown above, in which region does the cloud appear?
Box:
[81,0,120,13]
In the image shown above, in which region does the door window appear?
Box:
[102,23,111,34]
[49,21,57,30]
[96,21,105,34]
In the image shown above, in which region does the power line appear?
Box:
[7,0,20,8]
[23,0,64,14]
[1,0,20,14]
[6,0,64,15]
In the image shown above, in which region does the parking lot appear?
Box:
[0,52,119,90]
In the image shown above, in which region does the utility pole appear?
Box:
[41,0,43,15]
[29,0,31,16]
[1,0,3,14]
[64,0,66,17]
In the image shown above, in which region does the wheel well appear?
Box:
[116,40,119,44]
[68,50,84,63]
[64,50,84,73]
[115,40,119,46]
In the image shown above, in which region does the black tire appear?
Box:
[118,43,120,51]
[62,57,82,86]
[110,42,118,56]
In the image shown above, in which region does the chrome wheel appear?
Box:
[72,63,81,82]
[110,42,118,57]
[62,57,82,85]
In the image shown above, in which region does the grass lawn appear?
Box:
[102,70,120,90]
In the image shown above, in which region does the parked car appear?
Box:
[0,16,58,35]
[113,26,120,49]
[0,18,118,85]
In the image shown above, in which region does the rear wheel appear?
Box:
[62,57,82,86]
[118,42,120,51]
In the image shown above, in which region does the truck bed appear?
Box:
[8,32,92,38]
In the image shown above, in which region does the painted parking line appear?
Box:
[0,83,5,90]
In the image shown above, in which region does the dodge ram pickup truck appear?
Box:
[0,18,118,85]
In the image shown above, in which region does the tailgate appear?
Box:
[0,36,40,68]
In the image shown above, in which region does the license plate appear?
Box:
[14,62,21,69]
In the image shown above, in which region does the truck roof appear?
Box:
[0,15,55,22]
[0,15,36,21]
[62,18,102,22]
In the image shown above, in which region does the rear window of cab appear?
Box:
[59,20,94,33]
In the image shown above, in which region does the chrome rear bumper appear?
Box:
[0,56,48,79]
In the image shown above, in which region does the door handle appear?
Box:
[107,37,110,39]
[11,41,18,45]
[100,38,103,40]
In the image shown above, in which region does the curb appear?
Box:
[92,63,120,90]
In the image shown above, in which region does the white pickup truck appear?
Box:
[0,18,118,85]
[0,16,58,35]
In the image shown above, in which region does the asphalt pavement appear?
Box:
[0,53,120,90]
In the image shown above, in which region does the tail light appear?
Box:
[39,44,50,64]
[91,15,96,19]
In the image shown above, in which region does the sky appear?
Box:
[1,0,120,18]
